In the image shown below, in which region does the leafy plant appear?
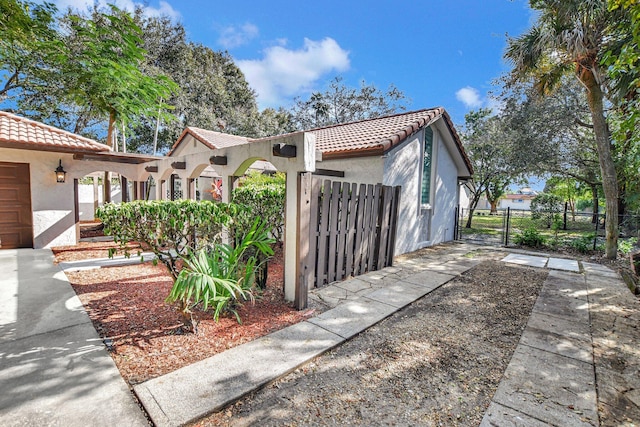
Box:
[165,219,275,331]
[618,238,638,255]
[569,233,596,254]
[97,200,250,280]
[232,170,285,241]
[531,193,563,228]
[513,227,546,248]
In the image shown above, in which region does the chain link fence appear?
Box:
[456,206,640,253]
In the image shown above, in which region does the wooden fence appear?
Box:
[307,178,401,288]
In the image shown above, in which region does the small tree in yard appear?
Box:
[531,193,563,228]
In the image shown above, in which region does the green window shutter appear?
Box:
[421,127,433,205]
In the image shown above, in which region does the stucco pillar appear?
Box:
[283,171,299,302]
[156,179,164,201]
[93,176,99,211]
[121,176,128,202]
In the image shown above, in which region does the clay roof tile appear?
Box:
[0,111,111,153]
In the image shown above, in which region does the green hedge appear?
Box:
[97,199,252,279]
[231,171,285,241]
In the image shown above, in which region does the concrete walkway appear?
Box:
[2,244,638,426]
[0,249,148,427]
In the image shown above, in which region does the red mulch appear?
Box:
[53,243,315,385]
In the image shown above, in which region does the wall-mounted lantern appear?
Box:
[55,159,66,183]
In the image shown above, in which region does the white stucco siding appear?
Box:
[315,156,383,184]
[429,129,459,245]
[382,132,424,255]
[0,148,77,248]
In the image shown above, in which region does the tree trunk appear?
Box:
[489,201,499,215]
[465,208,475,228]
[581,70,618,259]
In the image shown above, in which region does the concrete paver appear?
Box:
[0,249,147,427]
[502,253,548,268]
[486,345,598,426]
[547,257,581,272]
[134,321,344,427]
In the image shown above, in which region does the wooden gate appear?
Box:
[307,178,401,288]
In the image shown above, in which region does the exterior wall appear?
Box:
[382,131,424,255]
[78,183,122,221]
[383,126,461,255]
[314,156,384,184]
[429,128,459,245]
[500,197,533,210]
[0,148,77,248]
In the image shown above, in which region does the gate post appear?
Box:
[504,207,511,246]
[295,172,312,310]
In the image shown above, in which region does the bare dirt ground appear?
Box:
[192,257,548,426]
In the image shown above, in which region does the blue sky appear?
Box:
[53,0,535,125]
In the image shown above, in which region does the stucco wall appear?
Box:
[0,148,77,248]
[429,128,459,244]
[314,156,384,184]
[382,131,424,255]
[382,126,461,254]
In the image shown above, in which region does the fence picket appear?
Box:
[308,178,321,289]
[345,183,358,276]
[327,181,341,282]
[316,179,332,285]
[367,184,382,271]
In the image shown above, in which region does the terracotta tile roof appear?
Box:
[0,111,111,153]
[169,127,250,155]
[306,108,473,174]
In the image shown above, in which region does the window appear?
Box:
[421,126,433,205]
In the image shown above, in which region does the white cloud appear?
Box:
[237,37,350,108]
[455,86,483,108]
[52,0,180,20]
[217,23,259,49]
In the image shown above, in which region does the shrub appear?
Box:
[166,219,275,330]
[513,227,546,248]
[97,200,251,280]
[232,171,285,241]
[618,237,638,254]
[569,233,596,254]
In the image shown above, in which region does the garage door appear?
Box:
[0,162,33,249]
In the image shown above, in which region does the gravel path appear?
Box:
[193,257,548,426]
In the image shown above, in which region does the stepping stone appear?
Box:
[547,257,580,272]
[501,253,548,268]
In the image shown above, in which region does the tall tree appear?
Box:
[0,1,61,106]
[290,76,409,130]
[125,14,275,153]
[505,0,623,259]
[61,5,177,148]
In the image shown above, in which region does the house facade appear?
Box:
[309,108,473,255]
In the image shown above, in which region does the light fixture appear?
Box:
[55,159,66,183]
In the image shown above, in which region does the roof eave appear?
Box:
[0,140,110,155]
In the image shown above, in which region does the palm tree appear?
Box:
[505,0,621,259]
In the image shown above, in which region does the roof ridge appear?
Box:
[0,110,111,151]
[305,107,445,133]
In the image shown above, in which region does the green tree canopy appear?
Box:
[289,76,409,130]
